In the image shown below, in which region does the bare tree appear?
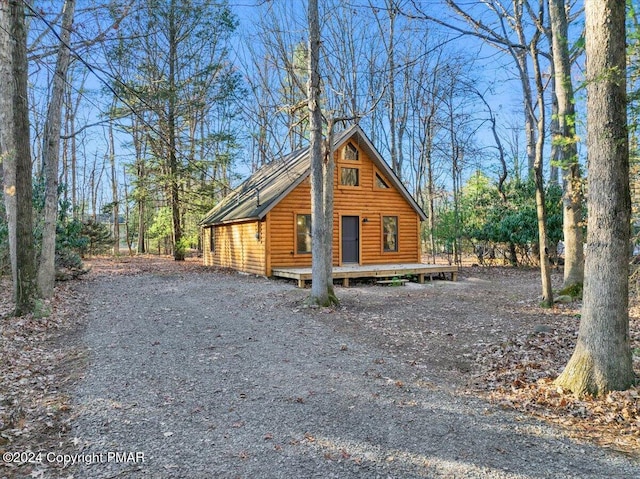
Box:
[166,0,183,260]
[132,118,148,253]
[307,0,337,306]
[60,65,88,215]
[548,0,584,290]
[1,0,39,315]
[122,165,133,255]
[108,120,120,255]
[118,0,239,259]
[554,0,634,396]
[408,0,554,302]
[426,0,542,175]
[529,13,553,306]
[372,0,402,177]
[370,0,418,181]
[37,0,76,298]
[409,46,447,262]
[0,4,17,287]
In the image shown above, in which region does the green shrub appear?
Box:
[80,219,112,256]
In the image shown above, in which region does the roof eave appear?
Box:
[200,216,261,227]
[254,170,311,220]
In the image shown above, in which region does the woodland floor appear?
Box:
[0,255,639,478]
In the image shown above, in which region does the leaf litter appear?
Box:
[0,279,86,478]
[324,265,640,459]
[1,256,639,478]
[0,255,212,478]
[471,294,640,457]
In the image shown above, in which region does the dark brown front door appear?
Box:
[342,216,359,264]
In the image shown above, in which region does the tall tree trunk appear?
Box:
[418,64,440,263]
[424,123,436,263]
[123,165,133,256]
[168,0,184,261]
[307,0,337,306]
[62,87,70,206]
[452,144,460,266]
[1,4,17,288]
[427,161,436,262]
[515,51,537,176]
[308,0,327,303]
[109,121,119,255]
[71,107,78,218]
[555,0,634,396]
[449,101,461,266]
[322,122,336,300]
[133,119,146,254]
[387,1,399,178]
[530,19,553,307]
[89,153,104,221]
[549,84,561,186]
[1,0,39,315]
[38,0,76,298]
[546,22,560,187]
[548,0,584,290]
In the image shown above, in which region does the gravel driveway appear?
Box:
[69,268,640,478]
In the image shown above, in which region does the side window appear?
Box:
[209,226,215,252]
[340,167,359,186]
[383,216,398,252]
[343,142,359,161]
[296,214,312,254]
[375,172,390,189]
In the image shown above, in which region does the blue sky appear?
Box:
[27,0,582,215]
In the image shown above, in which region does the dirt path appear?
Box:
[66,265,639,478]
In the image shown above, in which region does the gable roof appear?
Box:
[200,125,427,226]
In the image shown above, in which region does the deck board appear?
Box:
[271,263,458,287]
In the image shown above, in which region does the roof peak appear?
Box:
[200,125,426,226]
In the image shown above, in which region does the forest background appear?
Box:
[1,0,639,283]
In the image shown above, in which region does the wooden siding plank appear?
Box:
[265,215,272,276]
[207,221,267,275]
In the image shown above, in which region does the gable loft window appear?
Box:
[375,172,390,189]
[343,142,359,161]
[383,216,398,252]
[209,226,215,253]
[296,214,312,254]
[340,167,359,186]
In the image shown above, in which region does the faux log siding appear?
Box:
[202,221,266,275]
[202,227,213,265]
[268,143,420,270]
[268,184,313,270]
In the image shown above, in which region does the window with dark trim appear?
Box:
[343,142,359,161]
[383,216,398,252]
[340,167,359,186]
[296,214,312,254]
[375,172,390,189]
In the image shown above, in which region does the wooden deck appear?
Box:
[271,263,458,288]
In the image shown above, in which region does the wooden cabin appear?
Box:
[200,125,428,278]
